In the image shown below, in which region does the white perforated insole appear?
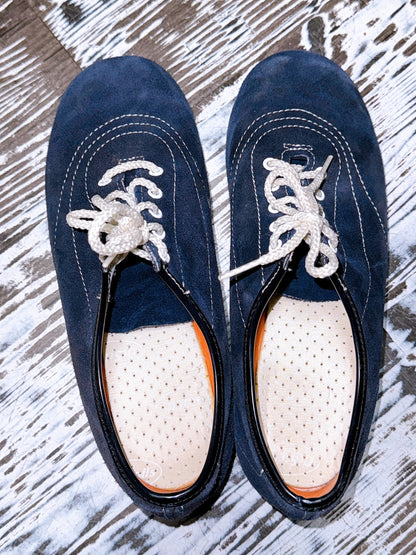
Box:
[103,321,214,491]
[256,296,356,492]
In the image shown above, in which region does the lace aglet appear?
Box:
[322,155,333,175]
[219,256,269,282]
[218,267,241,282]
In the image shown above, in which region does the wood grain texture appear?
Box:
[0,0,415,553]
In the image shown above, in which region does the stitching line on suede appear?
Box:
[231,108,386,239]
[81,125,213,319]
[83,132,182,284]
[231,121,372,325]
[53,114,203,246]
[281,144,316,168]
[263,124,370,317]
[67,126,214,321]
[249,142,265,287]
[68,175,93,319]
[231,120,347,326]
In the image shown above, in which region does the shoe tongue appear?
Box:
[283,245,339,302]
[108,258,191,333]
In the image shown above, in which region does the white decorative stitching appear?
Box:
[230,117,372,320]
[231,108,386,238]
[281,144,316,168]
[53,114,204,245]
[60,121,215,323]
[82,121,201,207]
[250,141,265,287]
[68,164,93,319]
[81,130,190,290]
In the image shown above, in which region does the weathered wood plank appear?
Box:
[0,0,415,553]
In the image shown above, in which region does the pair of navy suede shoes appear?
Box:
[46,51,388,524]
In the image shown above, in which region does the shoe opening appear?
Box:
[103,320,215,493]
[254,292,356,499]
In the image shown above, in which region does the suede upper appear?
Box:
[226,51,388,520]
[46,56,233,524]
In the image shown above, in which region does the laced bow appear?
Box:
[66,160,170,270]
[221,155,338,281]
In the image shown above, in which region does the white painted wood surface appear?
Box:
[0,0,415,552]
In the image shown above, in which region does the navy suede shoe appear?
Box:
[46,56,233,525]
[223,51,388,520]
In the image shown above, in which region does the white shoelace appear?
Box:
[221,155,338,281]
[66,159,170,270]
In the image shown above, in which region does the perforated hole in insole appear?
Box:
[103,321,214,492]
[256,296,356,492]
